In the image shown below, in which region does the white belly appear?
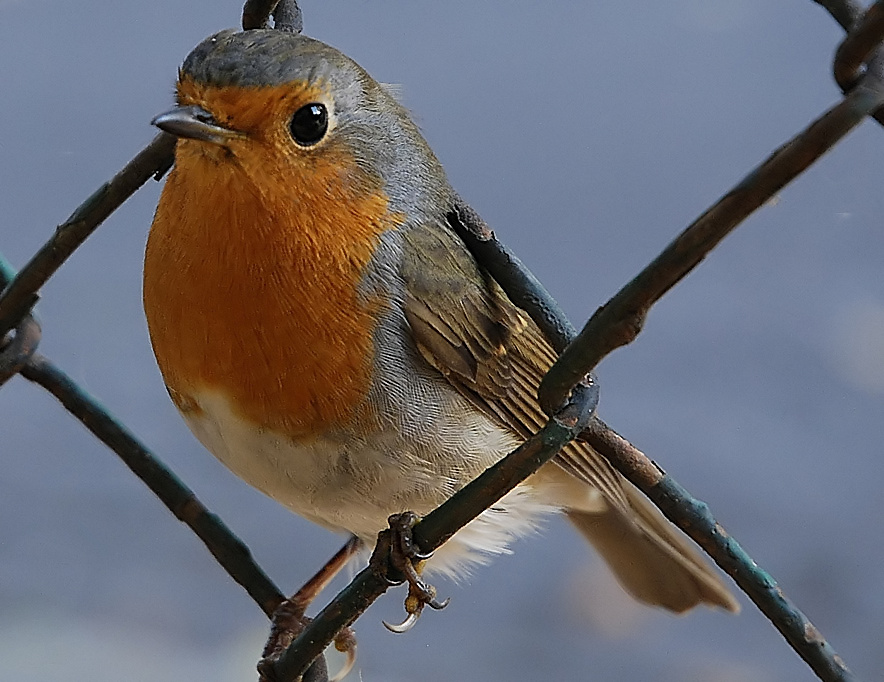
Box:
[183,386,559,576]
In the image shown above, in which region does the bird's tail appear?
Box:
[567,482,739,613]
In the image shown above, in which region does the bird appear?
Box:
[143,27,739,620]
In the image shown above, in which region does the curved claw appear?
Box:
[383,611,420,634]
[428,596,450,611]
[330,643,357,682]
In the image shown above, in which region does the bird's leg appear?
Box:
[258,536,362,682]
[371,512,450,633]
[291,535,363,611]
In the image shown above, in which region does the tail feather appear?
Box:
[567,483,739,614]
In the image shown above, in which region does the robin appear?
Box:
[143,28,738,621]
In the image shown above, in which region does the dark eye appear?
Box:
[289,103,328,146]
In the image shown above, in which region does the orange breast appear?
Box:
[144,104,399,438]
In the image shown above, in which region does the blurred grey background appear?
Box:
[1,1,883,680]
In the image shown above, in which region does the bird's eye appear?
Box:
[289,103,328,146]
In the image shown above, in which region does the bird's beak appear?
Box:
[151,105,242,144]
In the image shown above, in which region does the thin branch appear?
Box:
[0,253,16,285]
[814,0,864,31]
[271,0,303,33]
[447,201,577,354]
[451,10,884,682]
[0,255,41,387]
[242,0,302,33]
[19,353,286,617]
[585,420,858,682]
[834,0,884,90]
[538,64,884,415]
[817,0,884,130]
[0,133,175,338]
[458,86,874,674]
[0,315,40,387]
[242,0,280,29]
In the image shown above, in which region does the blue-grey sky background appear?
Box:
[2,1,883,680]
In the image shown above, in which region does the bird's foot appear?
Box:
[370,511,450,633]
[258,537,361,682]
[257,600,356,682]
[257,599,326,682]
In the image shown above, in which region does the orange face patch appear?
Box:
[144,78,401,438]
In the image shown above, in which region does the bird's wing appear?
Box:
[399,216,631,513]
[399,214,740,613]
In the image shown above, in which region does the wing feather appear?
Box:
[400,220,631,512]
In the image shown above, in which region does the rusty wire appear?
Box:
[1,1,883,681]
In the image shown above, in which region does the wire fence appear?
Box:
[2,1,882,680]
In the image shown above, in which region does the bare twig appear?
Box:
[834,0,884,89]
[2,249,286,613]
[242,0,302,33]
[585,420,857,682]
[452,6,884,681]
[447,200,578,354]
[538,62,884,416]
[818,0,884,130]
[19,353,287,617]
[0,133,176,338]
[458,85,876,673]
[271,0,303,33]
[0,315,41,387]
[242,0,279,29]
[0,257,41,387]
[814,0,864,31]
